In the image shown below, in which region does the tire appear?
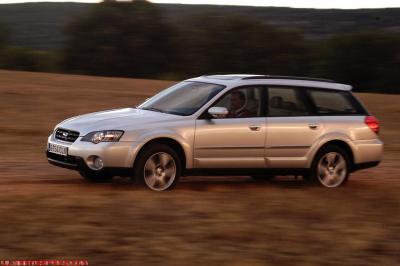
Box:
[309,145,350,188]
[134,144,181,191]
[79,169,114,183]
[251,174,275,181]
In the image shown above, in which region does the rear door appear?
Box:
[265,86,324,168]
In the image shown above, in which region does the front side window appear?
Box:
[138,81,225,116]
[267,87,309,116]
[212,86,264,118]
[308,90,361,115]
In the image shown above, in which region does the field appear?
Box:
[0,70,399,265]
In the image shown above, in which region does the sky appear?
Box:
[0,0,399,9]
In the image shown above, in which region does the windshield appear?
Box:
[138,81,225,116]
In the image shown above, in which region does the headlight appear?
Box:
[81,130,124,144]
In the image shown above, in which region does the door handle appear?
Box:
[308,123,320,130]
[249,125,261,131]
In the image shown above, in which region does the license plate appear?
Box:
[48,143,68,156]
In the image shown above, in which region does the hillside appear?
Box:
[0,2,399,50]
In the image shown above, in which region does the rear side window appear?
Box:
[308,89,364,115]
[267,87,309,116]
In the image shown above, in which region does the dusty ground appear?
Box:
[0,70,399,265]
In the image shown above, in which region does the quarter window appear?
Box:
[267,87,309,116]
[308,90,359,115]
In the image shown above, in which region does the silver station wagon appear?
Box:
[47,74,383,191]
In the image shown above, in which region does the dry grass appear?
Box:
[0,70,399,265]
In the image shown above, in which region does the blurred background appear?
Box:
[0,1,399,265]
[0,0,400,92]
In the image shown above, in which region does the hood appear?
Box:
[57,108,181,135]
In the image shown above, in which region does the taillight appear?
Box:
[365,116,380,134]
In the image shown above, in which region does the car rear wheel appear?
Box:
[310,145,350,187]
[134,144,181,191]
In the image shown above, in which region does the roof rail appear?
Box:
[241,75,335,83]
[202,72,238,76]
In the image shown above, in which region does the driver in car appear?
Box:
[227,91,254,118]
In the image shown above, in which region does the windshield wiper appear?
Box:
[140,107,185,116]
[140,107,164,113]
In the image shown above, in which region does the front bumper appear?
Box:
[46,134,140,169]
[47,151,81,170]
[46,151,133,177]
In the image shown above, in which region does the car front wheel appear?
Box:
[134,144,181,191]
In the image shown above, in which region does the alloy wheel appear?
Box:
[143,152,177,191]
[317,152,347,187]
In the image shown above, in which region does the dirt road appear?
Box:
[0,70,399,265]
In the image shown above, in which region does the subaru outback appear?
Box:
[47,74,383,191]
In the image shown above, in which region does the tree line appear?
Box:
[0,1,399,93]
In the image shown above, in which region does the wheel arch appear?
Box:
[133,137,188,171]
[311,139,355,170]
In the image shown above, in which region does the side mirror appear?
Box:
[208,107,228,118]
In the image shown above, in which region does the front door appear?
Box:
[194,86,266,168]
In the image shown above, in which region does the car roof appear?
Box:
[186,74,352,91]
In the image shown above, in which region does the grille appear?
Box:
[55,128,80,143]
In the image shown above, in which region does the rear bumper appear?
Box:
[352,161,380,172]
[353,139,383,164]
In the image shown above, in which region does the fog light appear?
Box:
[94,157,104,170]
[87,156,104,170]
